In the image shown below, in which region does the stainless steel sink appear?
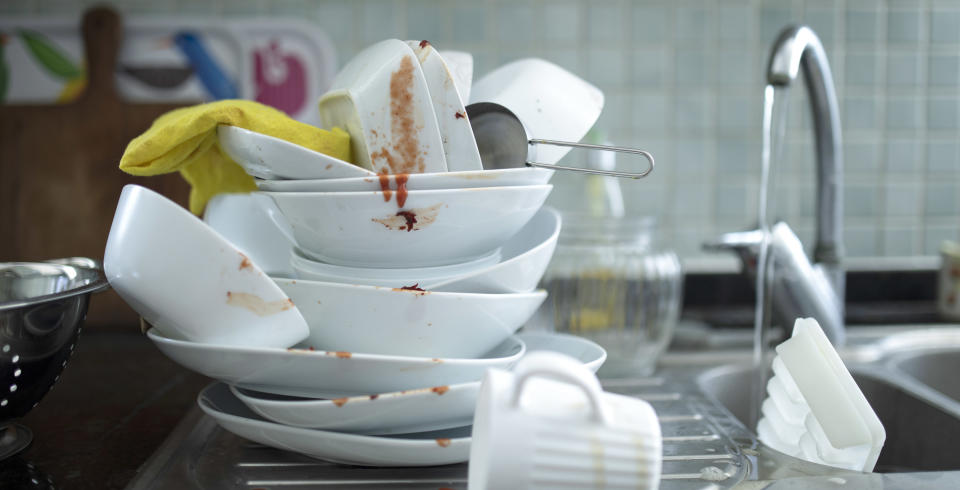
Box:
[894,349,960,403]
[127,325,960,489]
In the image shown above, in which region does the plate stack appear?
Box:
[110,39,611,466]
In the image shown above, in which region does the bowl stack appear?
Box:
[108,40,612,466]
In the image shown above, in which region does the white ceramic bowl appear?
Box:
[256,167,554,193]
[290,246,501,288]
[470,58,603,165]
[318,39,447,174]
[275,277,546,358]
[406,40,482,173]
[262,184,552,268]
[431,206,561,293]
[104,185,309,348]
[218,126,374,180]
[203,192,295,277]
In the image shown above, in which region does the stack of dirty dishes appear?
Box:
[108,40,611,466]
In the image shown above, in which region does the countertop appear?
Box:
[0,330,209,489]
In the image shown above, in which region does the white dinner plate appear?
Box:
[200,382,471,466]
[255,167,554,192]
[406,40,483,173]
[231,331,606,435]
[148,328,525,398]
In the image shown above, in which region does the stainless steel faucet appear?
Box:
[705,25,846,345]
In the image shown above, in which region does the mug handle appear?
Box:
[509,351,612,425]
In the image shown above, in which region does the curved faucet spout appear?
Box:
[767,26,844,286]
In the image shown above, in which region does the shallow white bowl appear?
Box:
[147,328,525,398]
[218,126,373,180]
[230,331,605,435]
[256,167,554,192]
[104,185,308,348]
[431,206,561,293]
[262,184,552,268]
[203,193,294,277]
[318,39,447,174]
[274,277,546,358]
[290,246,501,287]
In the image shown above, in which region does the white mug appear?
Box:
[469,351,661,490]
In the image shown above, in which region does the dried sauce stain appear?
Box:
[392,284,429,297]
[435,438,452,448]
[395,173,409,207]
[332,397,348,407]
[396,210,417,231]
[378,172,393,202]
[369,394,379,401]
[431,358,443,363]
[325,163,332,170]
[226,292,294,317]
[431,385,449,395]
[238,253,253,271]
[419,39,430,49]
[371,55,424,174]
[454,111,465,119]
[333,351,352,359]
[371,203,442,232]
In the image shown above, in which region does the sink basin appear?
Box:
[895,349,960,403]
[698,363,960,473]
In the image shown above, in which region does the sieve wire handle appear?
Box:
[526,139,655,179]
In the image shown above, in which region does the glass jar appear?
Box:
[536,214,682,375]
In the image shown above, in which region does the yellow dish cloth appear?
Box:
[119,99,352,215]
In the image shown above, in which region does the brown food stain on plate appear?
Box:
[431,385,449,395]
[372,203,441,232]
[435,438,451,448]
[332,351,352,359]
[226,292,293,317]
[238,253,253,271]
[393,283,428,295]
[332,397,348,407]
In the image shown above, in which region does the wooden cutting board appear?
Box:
[0,7,193,329]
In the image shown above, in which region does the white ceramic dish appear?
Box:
[203,192,295,277]
[200,383,471,466]
[439,50,473,103]
[470,58,603,165]
[262,184,552,268]
[274,277,546,358]
[430,206,561,293]
[104,185,308,349]
[230,332,606,435]
[407,40,482,173]
[147,328,525,398]
[318,39,448,174]
[255,167,554,192]
[217,126,374,180]
[289,246,501,288]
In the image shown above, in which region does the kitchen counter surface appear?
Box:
[0,330,209,489]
